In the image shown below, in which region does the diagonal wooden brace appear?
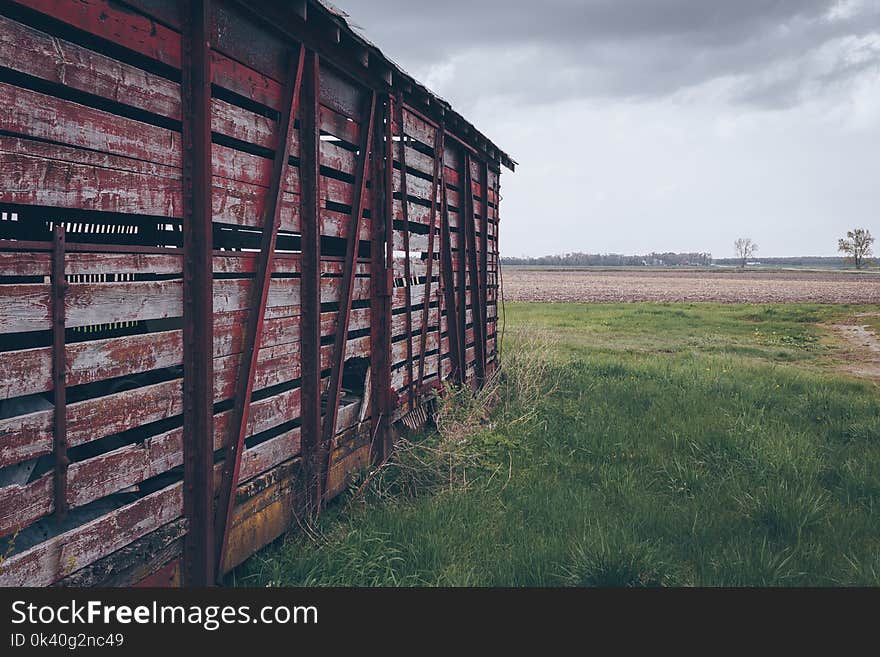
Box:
[417,121,445,391]
[395,97,416,410]
[214,45,305,579]
[320,91,377,504]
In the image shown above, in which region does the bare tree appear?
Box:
[838,228,874,269]
[734,238,758,269]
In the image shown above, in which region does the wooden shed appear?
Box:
[0,0,513,586]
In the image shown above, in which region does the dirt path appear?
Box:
[830,313,880,380]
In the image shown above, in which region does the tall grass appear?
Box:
[233,303,880,587]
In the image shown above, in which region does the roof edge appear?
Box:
[310,0,516,172]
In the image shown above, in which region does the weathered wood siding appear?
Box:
[0,0,503,587]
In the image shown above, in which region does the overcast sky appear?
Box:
[338,0,880,258]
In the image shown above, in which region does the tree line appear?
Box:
[729,228,874,269]
[500,252,714,267]
[501,229,875,269]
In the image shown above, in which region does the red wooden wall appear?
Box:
[0,0,503,587]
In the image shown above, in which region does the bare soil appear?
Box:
[830,313,880,380]
[502,268,880,304]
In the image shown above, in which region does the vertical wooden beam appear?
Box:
[417,121,445,391]
[463,154,486,385]
[382,93,395,459]
[214,45,304,575]
[369,96,392,464]
[439,151,462,385]
[299,49,323,509]
[456,149,469,383]
[394,98,415,409]
[321,91,376,498]
[181,0,214,587]
[51,224,68,520]
[493,171,501,364]
[479,160,490,373]
[369,106,390,463]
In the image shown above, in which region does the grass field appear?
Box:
[234,302,880,587]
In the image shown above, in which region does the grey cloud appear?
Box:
[337,0,880,108]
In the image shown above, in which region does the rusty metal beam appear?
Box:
[463,154,486,385]
[300,49,323,510]
[394,97,415,408]
[214,45,305,577]
[51,224,68,520]
[321,91,376,501]
[181,0,214,587]
[417,121,445,390]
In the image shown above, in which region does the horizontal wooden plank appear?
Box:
[0,81,182,166]
[9,0,280,111]
[393,168,436,204]
[320,105,360,145]
[0,277,370,333]
[393,230,429,253]
[0,89,369,207]
[0,377,182,468]
[0,378,368,539]
[390,302,440,338]
[398,143,436,178]
[401,108,437,147]
[392,256,430,279]
[0,329,373,470]
[1,146,370,239]
[0,299,372,400]
[392,199,436,225]
[9,0,180,65]
[0,15,364,164]
[0,481,183,587]
[319,65,365,122]
[0,13,180,118]
[0,251,365,279]
[391,346,452,391]
[1,151,182,217]
[391,331,439,368]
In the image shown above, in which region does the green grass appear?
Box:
[234,303,880,587]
